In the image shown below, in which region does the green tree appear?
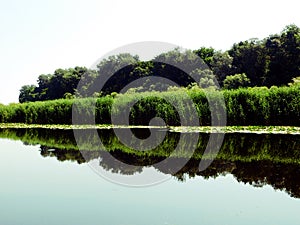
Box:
[154,48,208,86]
[19,85,37,103]
[265,24,300,86]
[191,69,218,89]
[223,73,251,89]
[228,39,267,86]
[193,47,215,66]
[35,74,52,100]
[91,53,140,95]
[210,51,233,83]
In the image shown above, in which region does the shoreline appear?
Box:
[1,123,300,134]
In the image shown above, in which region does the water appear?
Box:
[0,129,300,225]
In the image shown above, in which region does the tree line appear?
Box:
[19,24,300,103]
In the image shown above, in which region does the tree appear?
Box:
[18,24,300,102]
[19,67,89,102]
[265,24,300,86]
[190,69,218,89]
[90,53,140,96]
[223,73,251,89]
[210,51,233,84]
[154,48,207,74]
[19,85,37,103]
[154,48,209,86]
[35,74,52,100]
[228,39,267,86]
[193,47,215,66]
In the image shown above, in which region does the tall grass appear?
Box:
[222,85,300,125]
[0,85,299,126]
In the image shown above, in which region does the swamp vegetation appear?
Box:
[1,85,300,126]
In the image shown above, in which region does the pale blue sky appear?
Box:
[0,0,299,104]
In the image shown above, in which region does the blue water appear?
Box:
[0,139,300,225]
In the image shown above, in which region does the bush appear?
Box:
[223,73,251,89]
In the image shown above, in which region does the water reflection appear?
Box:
[0,128,300,198]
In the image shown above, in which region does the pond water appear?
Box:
[0,128,300,225]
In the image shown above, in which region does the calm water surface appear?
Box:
[0,129,300,225]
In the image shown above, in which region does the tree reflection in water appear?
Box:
[1,128,300,198]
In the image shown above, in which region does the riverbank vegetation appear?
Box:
[0,25,299,126]
[1,84,300,126]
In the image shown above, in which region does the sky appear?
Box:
[0,0,300,104]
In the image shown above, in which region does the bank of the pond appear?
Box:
[1,123,300,134]
[0,86,299,126]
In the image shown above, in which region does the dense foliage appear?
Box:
[18,25,300,103]
[19,67,92,103]
[1,85,300,126]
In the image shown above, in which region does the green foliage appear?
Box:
[210,51,233,83]
[227,25,300,87]
[19,67,90,103]
[223,73,251,89]
[2,85,300,126]
[228,39,267,86]
[19,85,37,103]
[18,25,300,104]
[1,99,74,124]
[289,76,300,86]
[193,47,215,66]
[264,24,300,86]
[191,69,218,89]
